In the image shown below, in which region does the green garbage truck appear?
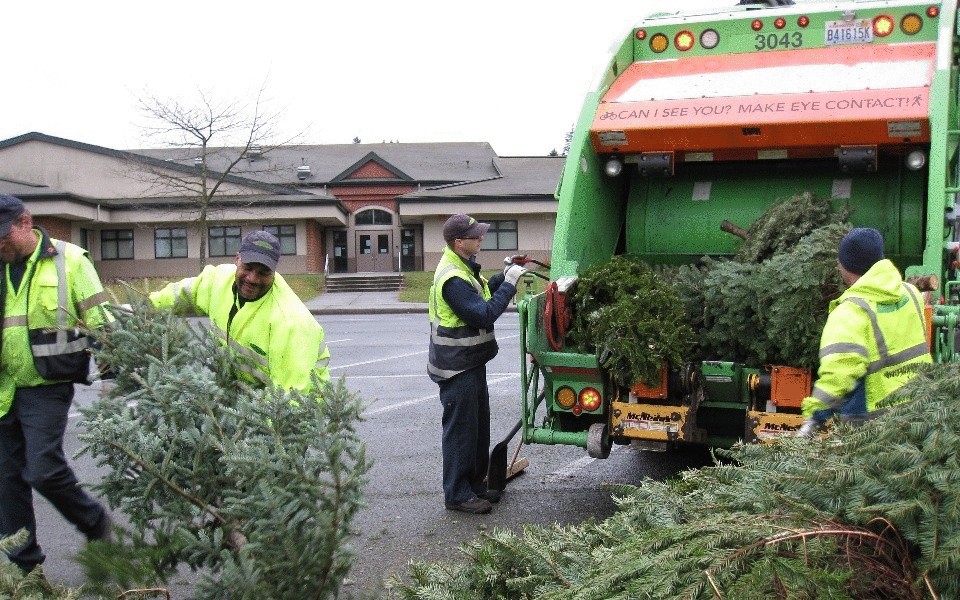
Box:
[516,0,958,457]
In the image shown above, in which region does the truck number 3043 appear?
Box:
[754,31,803,50]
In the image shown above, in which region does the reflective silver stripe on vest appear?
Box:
[842,293,929,375]
[819,342,868,359]
[77,290,109,313]
[209,324,271,385]
[812,386,843,408]
[845,297,887,358]
[430,321,495,346]
[29,241,79,358]
[865,343,930,375]
[3,315,27,328]
[427,362,467,380]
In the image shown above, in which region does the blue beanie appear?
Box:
[838,227,884,275]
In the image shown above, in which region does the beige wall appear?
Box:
[84,220,315,280]
[422,213,555,271]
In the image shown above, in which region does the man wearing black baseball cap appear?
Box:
[799,227,931,436]
[0,194,115,573]
[428,214,528,514]
[150,230,330,392]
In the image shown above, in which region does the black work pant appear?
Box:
[0,382,108,571]
[438,365,491,505]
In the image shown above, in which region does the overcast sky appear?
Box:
[5,0,733,156]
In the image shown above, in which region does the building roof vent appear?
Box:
[297,163,311,180]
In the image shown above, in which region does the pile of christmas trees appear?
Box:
[568,192,848,387]
[390,362,960,598]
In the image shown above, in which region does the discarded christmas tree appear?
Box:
[76,299,370,599]
[389,362,960,599]
[0,531,79,599]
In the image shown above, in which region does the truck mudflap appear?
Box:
[610,401,706,444]
[746,410,805,443]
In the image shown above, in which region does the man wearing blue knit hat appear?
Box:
[798,227,932,436]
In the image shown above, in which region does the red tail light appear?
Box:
[579,387,602,412]
[873,15,895,37]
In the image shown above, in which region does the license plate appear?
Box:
[825,19,874,45]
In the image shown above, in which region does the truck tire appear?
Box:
[587,423,612,459]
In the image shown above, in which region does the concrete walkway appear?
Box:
[304,290,520,315]
[304,291,428,315]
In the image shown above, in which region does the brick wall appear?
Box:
[33,216,72,241]
[305,220,323,273]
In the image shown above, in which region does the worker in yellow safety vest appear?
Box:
[798,227,931,436]
[429,214,527,514]
[150,230,330,393]
[0,194,114,573]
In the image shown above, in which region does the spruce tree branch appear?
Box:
[102,439,225,525]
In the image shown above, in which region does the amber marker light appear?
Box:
[556,386,577,409]
[797,15,810,27]
[927,6,939,18]
[901,13,923,34]
[674,30,695,51]
[774,17,786,29]
[752,19,763,31]
[579,388,603,412]
[635,29,647,41]
[873,14,895,37]
[650,33,669,53]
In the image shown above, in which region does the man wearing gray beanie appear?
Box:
[798,227,931,436]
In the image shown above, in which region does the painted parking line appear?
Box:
[363,374,518,416]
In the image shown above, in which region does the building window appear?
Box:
[209,226,242,257]
[481,220,518,251]
[155,228,188,258]
[354,208,393,225]
[101,229,133,260]
[263,224,296,255]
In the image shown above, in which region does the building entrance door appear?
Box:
[356,230,394,272]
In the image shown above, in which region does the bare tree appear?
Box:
[132,82,300,268]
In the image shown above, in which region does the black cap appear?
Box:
[0,194,26,237]
[442,214,491,243]
[238,230,281,271]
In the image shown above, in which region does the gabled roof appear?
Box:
[0,132,318,198]
[399,156,565,201]
[331,151,413,183]
[134,141,502,186]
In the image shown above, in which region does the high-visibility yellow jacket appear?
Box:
[428,246,497,381]
[802,258,931,421]
[150,264,330,392]
[0,228,112,416]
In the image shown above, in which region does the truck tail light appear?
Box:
[674,30,695,51]
[579,388,602,412]
[873,15,895,37]
[556,386,576,409]
[650,33,669,53]
[901,14,923,34]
